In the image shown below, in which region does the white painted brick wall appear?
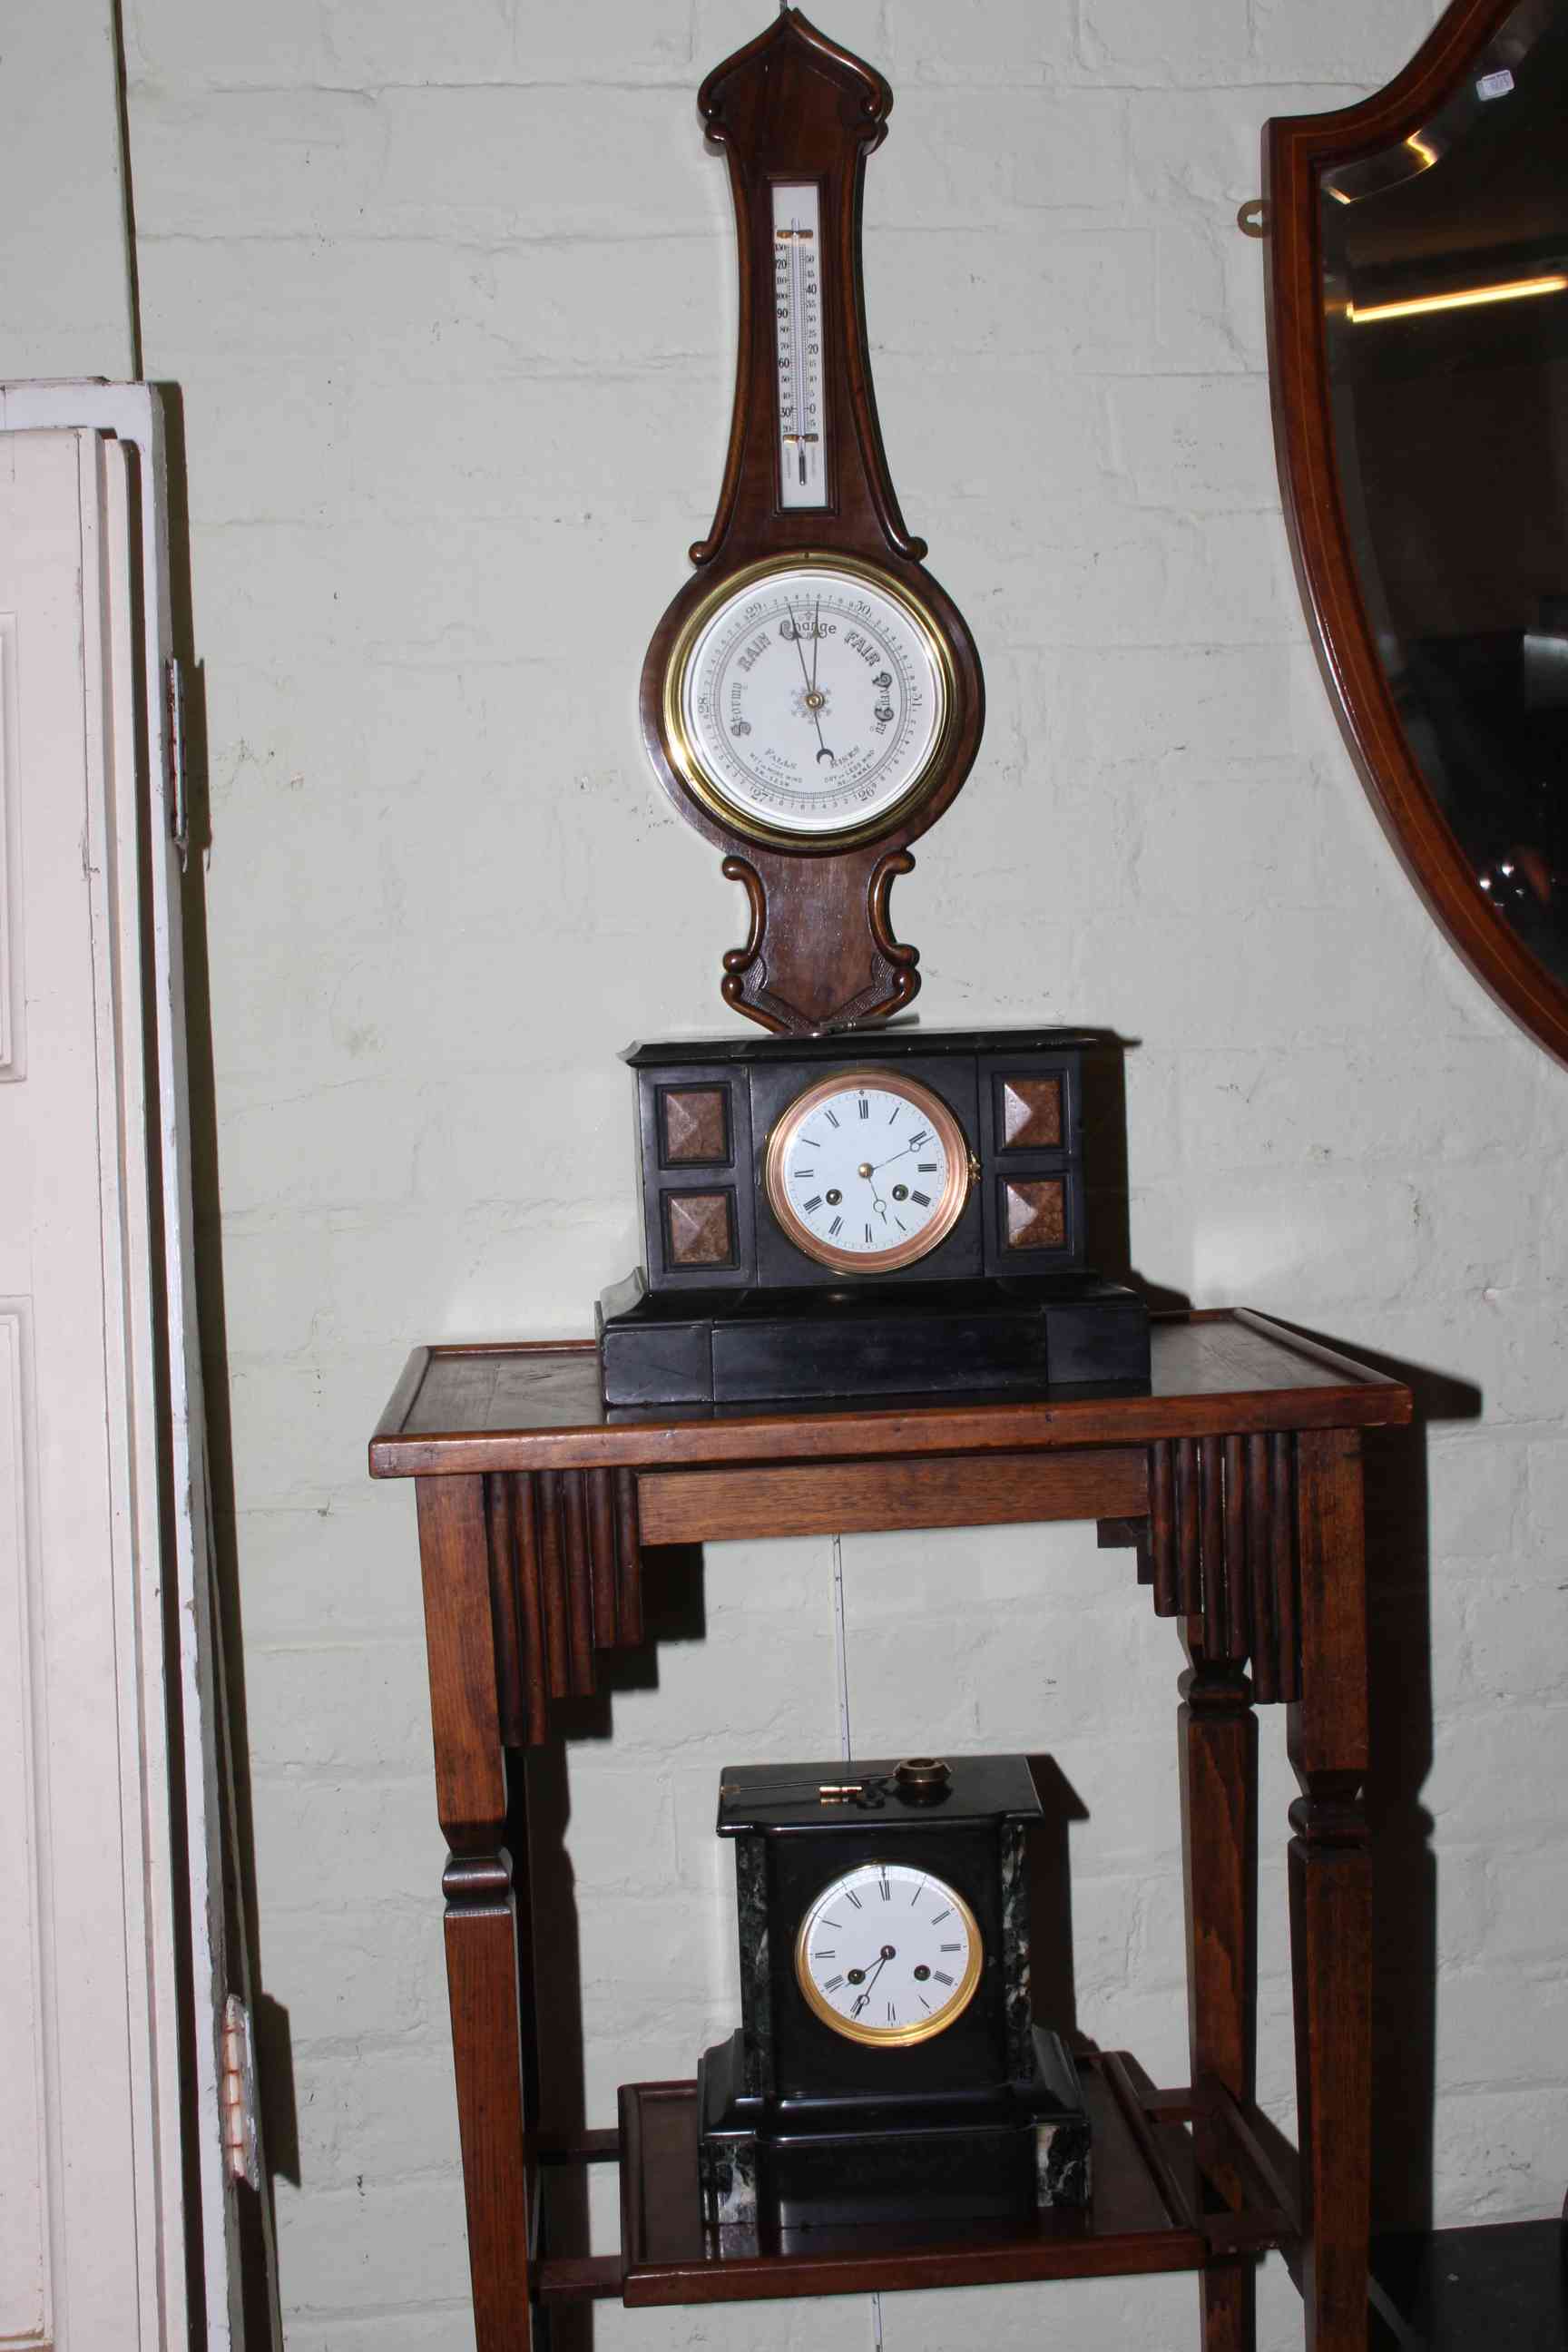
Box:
[6,0,1565,2344]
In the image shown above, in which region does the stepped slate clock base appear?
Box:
[696,2024,1091,2249]
[597,1268,1152,1406]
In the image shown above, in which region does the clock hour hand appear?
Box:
[856,1158,890,1220]
[849,1947,895,2015]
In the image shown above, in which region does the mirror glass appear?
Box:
[1321,0,1568,986]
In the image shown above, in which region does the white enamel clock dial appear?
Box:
[666,557,951,844]
[794,1859,983,2047]
[763,1069,972,1274]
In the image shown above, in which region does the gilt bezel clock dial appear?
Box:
[762,1068,972,1274]
[794,1857,983,2047]
[663,554,956,848]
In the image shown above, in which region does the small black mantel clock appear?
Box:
[697,1753,1091,2247]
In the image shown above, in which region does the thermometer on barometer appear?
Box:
[773,181,828,509]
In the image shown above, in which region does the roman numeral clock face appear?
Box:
[762,1070,973,1274]
[794,1860,983,2047]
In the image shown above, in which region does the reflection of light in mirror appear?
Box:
[1348,271,1568,323]
[1405,132,1442,167]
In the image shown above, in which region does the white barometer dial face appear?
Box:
[763,1070,971,1274]
[666,558,951,844]
[795,1860,983,2047]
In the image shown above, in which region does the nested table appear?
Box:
[369,1308,1412,2351]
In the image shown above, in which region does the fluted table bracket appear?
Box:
[1143,1435,1301,1704]
[485,1467,644,1743]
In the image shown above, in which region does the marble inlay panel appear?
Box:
[661,1084,730,1165]
[999,1073,1062,1149]
[735,1835,774,2095]
[663,1189,737,1269]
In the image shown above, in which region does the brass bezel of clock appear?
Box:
[659,552,959,853]
[761,1067,973,1275]
[792,1864,984,2049]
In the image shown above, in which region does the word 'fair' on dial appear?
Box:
[675,562,947,841]
[796,1860,981,2045]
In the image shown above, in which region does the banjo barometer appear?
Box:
[640,6,985,1035]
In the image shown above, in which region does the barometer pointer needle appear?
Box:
[786,595,836,766]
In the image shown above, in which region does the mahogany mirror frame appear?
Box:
[1263,0,1568,1070]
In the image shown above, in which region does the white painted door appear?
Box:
[0,406,254,2348]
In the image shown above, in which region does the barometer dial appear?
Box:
[664,557,953,847]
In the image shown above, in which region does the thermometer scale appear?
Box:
[772,181,828,508]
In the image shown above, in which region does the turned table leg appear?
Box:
[416,1475,537,2352]
[1181,1635,1259,2352]
[1288,1431,1372,2352]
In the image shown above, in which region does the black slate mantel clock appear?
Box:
[697,1754,1090,2247]
[639,5,985,1036]
[598,1027,1151,1405]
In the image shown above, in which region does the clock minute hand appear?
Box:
[869,1140,918,1174]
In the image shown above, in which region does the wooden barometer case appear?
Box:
[640,6,985,1035]
[697,1754,1090,2249]
[597,1029,1152,1406]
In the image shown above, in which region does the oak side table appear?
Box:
[368,1307,1412,2352]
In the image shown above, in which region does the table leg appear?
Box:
[1181,1635,1259,2352]
[1288,1431,1372,2352]
[416,1475,537,2352]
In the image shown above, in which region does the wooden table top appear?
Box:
[369,1309,1412,1480]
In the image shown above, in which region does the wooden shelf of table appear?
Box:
[370,1308,1413,2352]
[601,2053,1293,2307]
